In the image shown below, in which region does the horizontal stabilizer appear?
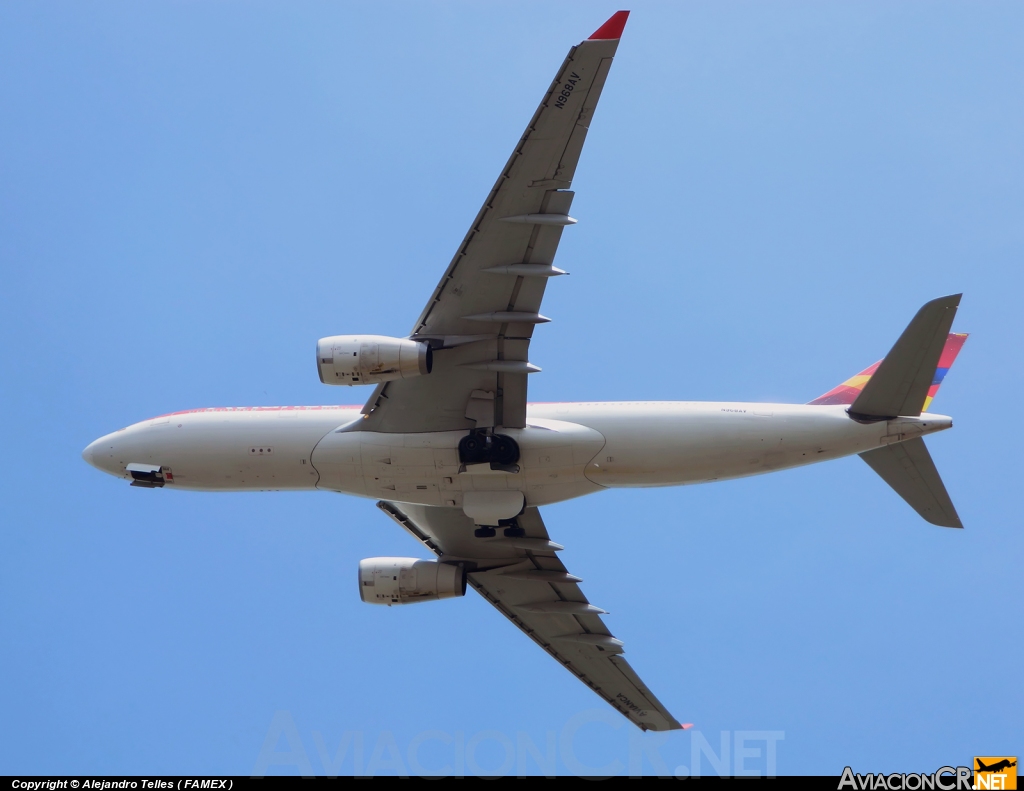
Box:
[850,294,961,418]
[859,438,962,528]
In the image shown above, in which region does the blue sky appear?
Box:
[1,1,1021,777]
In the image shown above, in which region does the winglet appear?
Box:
[589,10,630,40]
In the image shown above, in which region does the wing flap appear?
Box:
[377,501,684,731]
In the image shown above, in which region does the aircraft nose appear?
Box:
[82,434,122,475]
[82,439,101,469]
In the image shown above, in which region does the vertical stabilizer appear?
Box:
[809,332,967,408]
[850,294,961,418]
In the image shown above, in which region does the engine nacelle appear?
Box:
[358,557,466,606]
[317,335,432,386]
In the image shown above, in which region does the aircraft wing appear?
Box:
[378,499,685,732]
[360,13,628,434]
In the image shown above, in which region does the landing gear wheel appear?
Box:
[458,431,520,466]
[503,525,526,538]
[459,434,484,465]
[474,526,497,538]
[492,436,518,466]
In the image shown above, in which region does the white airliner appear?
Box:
[83,11,967,732]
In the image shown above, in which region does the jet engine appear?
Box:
[358,557,466,605]
[317,335,432,385]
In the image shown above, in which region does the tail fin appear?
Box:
[810,296,969,528]
[860,438,963,528]
[808,359,885,406]
[922,332,968,412]
[809,310,967,414]
[809,332,967,407]
[850,294,961,418]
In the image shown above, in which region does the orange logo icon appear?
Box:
[974,757,1017,790]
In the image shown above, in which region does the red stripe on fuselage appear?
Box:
[154,405,362,418]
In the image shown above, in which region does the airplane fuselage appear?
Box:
[83,402,952,507]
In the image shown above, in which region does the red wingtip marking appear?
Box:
[588,10,630,40]
[681,723,694,730]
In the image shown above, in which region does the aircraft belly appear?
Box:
[309,420,606,508]
[525,402,893,488]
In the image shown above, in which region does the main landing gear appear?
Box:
[458,429,520,468]
[474,518,526,539]
[460,429,525,538]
